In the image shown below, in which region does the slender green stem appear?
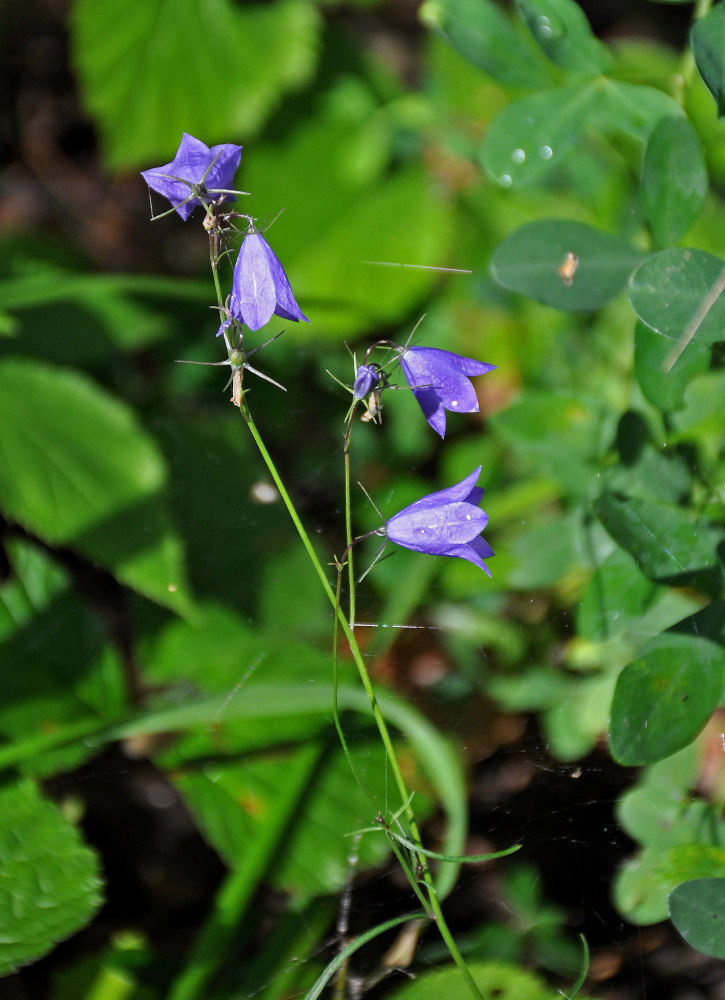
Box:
[239,400,485,1000]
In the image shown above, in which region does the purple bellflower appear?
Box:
[228,230,309,332]
[352,364,381,401]
[399,346,495,439]
[141,133,242,220]
[385,466,493,574]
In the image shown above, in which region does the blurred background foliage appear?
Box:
[2,0,725,998]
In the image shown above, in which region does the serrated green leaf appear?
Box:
[0,779,103,975]
[593,492,722,581]
[420,0,552,88]
[692,4,725,117]
[70,0,320,168]
[670,878,725,959]
[634,321,710,412]
[491,219,644,310]
[516,0,612,73]
[610,633,725,765]
[0,359,189,611]
[481,82,601,188]
[641,115,708,246]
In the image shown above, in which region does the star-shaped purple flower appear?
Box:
[400,346,495,438]
[385,466,493,574]
[228,230,309,332]
[141,133,242,220]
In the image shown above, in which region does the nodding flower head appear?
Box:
[385,466,493,574]
[141,133,242,220]
[399,346,495,438]
[228,230,309,332]
[352,364,381,401]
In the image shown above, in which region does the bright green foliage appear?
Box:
[0,359,189,613]
[0,779,102,974]
[491,219,644,311]
[386,959,595,1000]
[641,115,708,246]
[610,633,725,765]
[70,0,320,168]
[691,4,725,117]
[5,0,725,990]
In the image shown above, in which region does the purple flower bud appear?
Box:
[141,133,242,220]
[385,466,493,574]
[228,231,309,332]
[400,346,495,439]
[352,364,381,401]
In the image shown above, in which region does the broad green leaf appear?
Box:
[491,219,644,310]
[516,0,612,73]
[491,390,610,495]
[593,492,722,581]
[629,248,725,362]
[70,0,320,168]
[577,549,659,643]
[610,633,725,765]
[0,271,207,353]
[481,82,601,188]
[670,878,725,959]
[641,115,708,246]
[419,0,552,88]
[0,778,103,975]
[177,741,428,897]
[634,320,710,412]
[692,4,725,117]
[240,100,455,337]
[0,359,189,612]
[386,959,596,1000]
[596,79,681,142]
[282,165,455,337]
[509,511,585,589]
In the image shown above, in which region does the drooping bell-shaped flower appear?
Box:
[352,364,381,401]
[228,230,309,332]
[399,346,495,439]
[141,133,242,220]
[385,466,493,574]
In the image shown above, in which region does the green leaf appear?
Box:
[0,359,189,612]
[386,959,596,1000]
[596,79,681,142]
[577,549,659,643]
[629,248,725,370]
[670,878,725,959]
[0,778,103,975]
[481,82,601,188]
[692,4,725,117]
[610,633,725,765]
[491,219,644,310]
[178,741,426,897]
[593,492,722,581]
[491,390,611,496]
[419,0,552,88]
[641,115,708,246]
[516,0,612,73]
[69,0,320,168]
[634,320,710,412]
